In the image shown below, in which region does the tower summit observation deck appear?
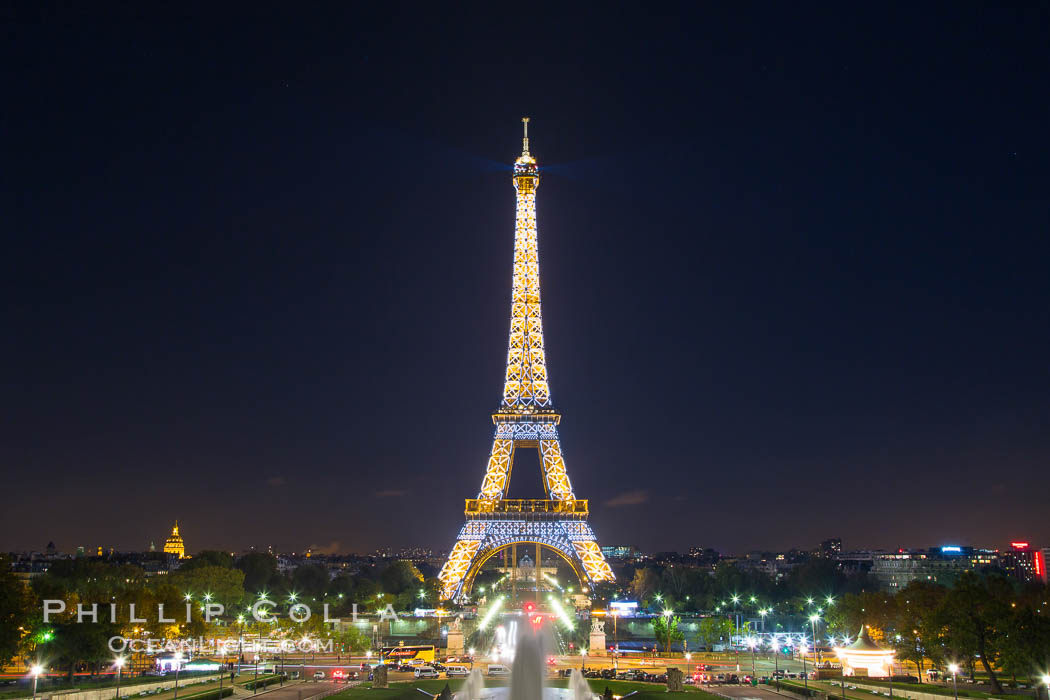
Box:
[437,119,615,601]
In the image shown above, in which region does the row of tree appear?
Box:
[826,574,1050,693]
[0,553,435,676]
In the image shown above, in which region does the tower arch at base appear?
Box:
[439,519,615,601]
[461,538,587,598]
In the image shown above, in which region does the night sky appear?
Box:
[3,4,1049,556]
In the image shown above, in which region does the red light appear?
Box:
[531,615,544,626]
[1011,541,1030,549]
[523,602,536,613]
[1035,551,1044,577]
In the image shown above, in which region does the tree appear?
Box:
[696,617,734,650]
[940,572,1013,694]
[169,565,247,612]
[44,621,119,681]
[379,562,424,596]
[630,568,659,605]
[652,614,685,656]
[334,625,368,654]
[999,604,1050,685]
[236,553,278,593]
[0,559,30,666]
[291,564,330,600]
[894,581,947,682]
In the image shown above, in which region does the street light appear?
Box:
[1041,674,1050,700]
[114,657,125,700]
[253,654,260,695]
[801,642,810,692]
[770,638,781,691]
[173,653,183,700]
[580,648,587,672]
[31,665,43,700]
[809,614,822,664]
[948,664,959,700]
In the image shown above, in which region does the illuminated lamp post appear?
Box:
[173,652,183,700]
[810,614,822,666]
[252,654,259,695]
[801,641,809,692]
[747,637,757,682]
[236,615,245,675]
[114,657,124,700]
[948,664,959,700]
[769,637,780,691]
[31,665,43,700]
[662,609,673,659]
[1040,674,1049,700]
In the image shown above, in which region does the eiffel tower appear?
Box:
[438,119,615,601]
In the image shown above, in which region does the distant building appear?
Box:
[1000,542,1043,583]
[688,547,720,564]
[871,546,998,590]
[819,538,843,557]
[601,545,639,560]
[163,521,186,559]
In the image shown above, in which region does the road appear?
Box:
[716,686,793,700]
[254,681,342,700]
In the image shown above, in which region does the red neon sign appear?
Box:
[1035,551,1044,577]
[1010,541,1030,549]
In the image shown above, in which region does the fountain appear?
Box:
[509,621,546,700]
[463,669,486,700]
[445,622,596,700]
[568,669,592,700]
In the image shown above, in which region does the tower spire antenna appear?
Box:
[521,116,530,156]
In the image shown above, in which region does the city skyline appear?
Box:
[3,4,1049,555]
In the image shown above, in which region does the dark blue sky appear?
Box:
[2,3,1048,556]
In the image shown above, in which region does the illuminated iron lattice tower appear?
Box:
[438,119,615,601]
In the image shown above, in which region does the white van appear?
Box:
[446,665,469,678]
[487,665,510,677]
[414,666,440,679]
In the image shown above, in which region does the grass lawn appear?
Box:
[0,672,243,700]
[328,678,720,700]
[783,679,1005,700]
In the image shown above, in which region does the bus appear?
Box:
[381,645,435,665]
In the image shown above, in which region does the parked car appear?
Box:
[600,669,615,680]
[312,671,326,680]
[414,667,440,679]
